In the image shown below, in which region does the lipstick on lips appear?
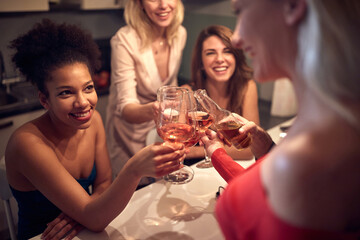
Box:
[70,109,92,122]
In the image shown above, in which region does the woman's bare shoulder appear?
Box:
[5,118,53,186]
[6,119,48,155]
[262,130,360,230]
[247,79,257,89]
[9,118,45,142]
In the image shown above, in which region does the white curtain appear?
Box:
[270,78,298,117]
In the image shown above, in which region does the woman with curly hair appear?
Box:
[105,0,187,181]
[5,19,185,240]
[186,25,259,161]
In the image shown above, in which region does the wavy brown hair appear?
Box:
[191,25,253,115]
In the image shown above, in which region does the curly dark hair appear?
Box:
[9,19,101,95]
[191,25,253,115]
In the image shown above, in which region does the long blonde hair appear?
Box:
[124,0,184,50]
[298,0,360,127]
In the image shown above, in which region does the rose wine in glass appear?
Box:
[156,86,197,184]
[157,123,195,143]
[189,111,213,131]
[187,91,216,168]
[183,130,201,148]
[184,111,212,148]
[189,110,215,168]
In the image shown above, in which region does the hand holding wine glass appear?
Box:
[194,89,252,151]
[199,129,225,158]
[156,86,197,184]
[231,113,273,159]
[127,142,186,178]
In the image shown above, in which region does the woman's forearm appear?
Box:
[73,165,141,232]
[186,145,205,159]
[122,102,154,124]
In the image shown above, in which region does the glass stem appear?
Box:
[204,147,210,163]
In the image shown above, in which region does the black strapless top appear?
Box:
[10,164,96,240]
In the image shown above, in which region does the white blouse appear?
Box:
[105,25,187,176]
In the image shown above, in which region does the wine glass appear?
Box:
[156,86,197,184]
[190,93,215,168]
[194,89,252,151]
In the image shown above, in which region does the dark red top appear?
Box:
[212,148,359,240]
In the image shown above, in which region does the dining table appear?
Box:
[30,117,295,240]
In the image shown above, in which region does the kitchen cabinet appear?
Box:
[0,0,49,12]
[61,0,125,10]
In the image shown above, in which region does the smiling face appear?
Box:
[201,35,236,84]
[231,0,292,82]
[41,62,98,130]
[142,0,177,30]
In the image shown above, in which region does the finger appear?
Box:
[216,132,231,147]
[156,160,182,177]
[239,121,257,135]
[154,148,185,166]
[205,128,213,136]
[200,134,210,145]
[153,101,159,111]
[144,143,183,161]
[208,130,218,140]
[156,162,180,177]
[239,134,252,148]
[178,154,186,165]
[197,130,207,138]
[155,152,185,176]
[53,221,76,240]
[156,142,184,154]
[42,213,65,238]
[46,215,73,240]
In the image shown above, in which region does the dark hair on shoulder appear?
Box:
[9,19,101,95]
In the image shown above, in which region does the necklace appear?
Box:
[153,40,167,55]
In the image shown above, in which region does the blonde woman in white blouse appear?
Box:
[106,0,186,180]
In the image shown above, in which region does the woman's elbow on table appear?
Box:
[85,221,109,233]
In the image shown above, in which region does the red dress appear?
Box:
[212,148,359,240]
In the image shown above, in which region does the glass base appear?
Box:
[196,159,213,168]
[163,165,194,184]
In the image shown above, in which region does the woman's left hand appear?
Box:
[200,129,225,158]
[41,212,84,240]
